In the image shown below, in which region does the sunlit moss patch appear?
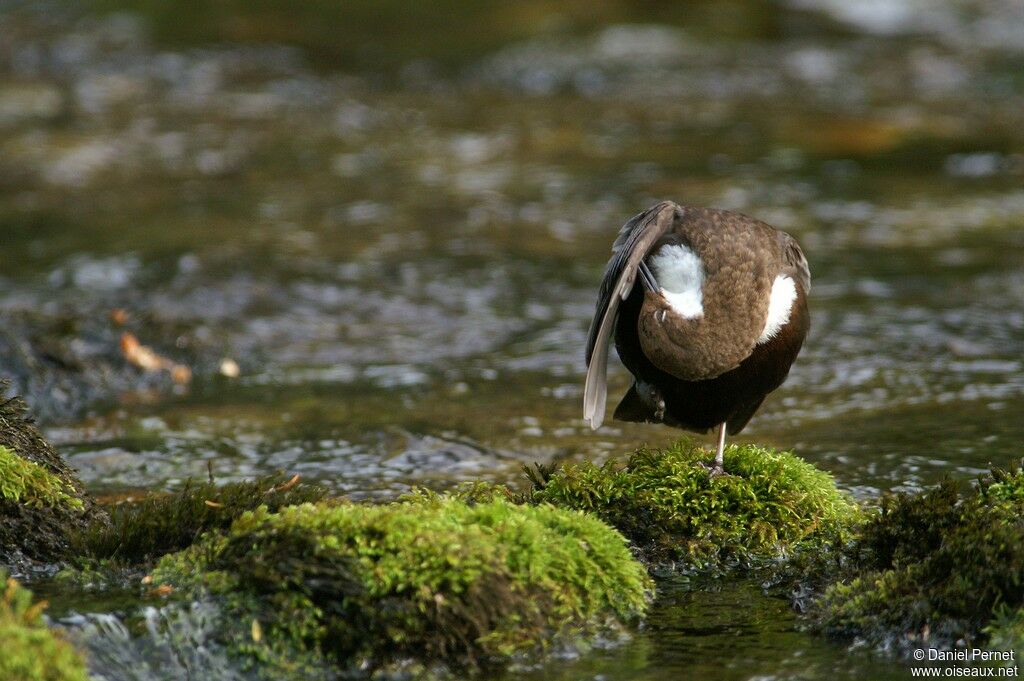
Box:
[528,439,861,569]
[0,571,89,681]
[152,496,652,676]
[0,445,83,510]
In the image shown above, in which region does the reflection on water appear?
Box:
[508,576,916,681]
[2,1,1024,678]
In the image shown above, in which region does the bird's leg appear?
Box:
[701,423,728,477]
[713,422,727,473]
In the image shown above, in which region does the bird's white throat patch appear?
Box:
[757,275,797,344]
[649,244,704,319]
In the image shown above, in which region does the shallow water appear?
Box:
[509,576,916,681]
[2,1,1024,678]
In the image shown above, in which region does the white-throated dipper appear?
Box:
[584,201,811,475]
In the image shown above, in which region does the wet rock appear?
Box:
[0,383,104,576]
[0,306,198,425]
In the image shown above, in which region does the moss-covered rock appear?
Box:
[152,496,652,676]
[1,570,90,681]
[528,439,862,569]
[809,464,1024,653]
[1,384,102,573]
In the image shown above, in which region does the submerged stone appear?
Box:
[151,497,652,677]
[527,439,862,569]
[1,570,90,681]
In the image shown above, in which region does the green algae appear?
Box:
[151,496,652,676]
[810,463,1024,652]
[0,445,83,510]
[527,439,862,569]
[1,571,90,681]
[70,473,327,564]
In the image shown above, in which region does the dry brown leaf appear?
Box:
[268,473,300,494]
[120,332,169,371]
[119,332,193,385]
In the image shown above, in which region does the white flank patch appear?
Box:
[649,244,704,319]
[757,275,797,344]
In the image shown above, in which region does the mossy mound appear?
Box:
[70,473,327,565]
[1,571,90,681]
[152,497,652,676]
[812,464,1024,652]
[1,385,101,572]
[528,440,862,568]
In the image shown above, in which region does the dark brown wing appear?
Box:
[583,201,681,429]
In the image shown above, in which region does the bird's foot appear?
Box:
[699,460,727,477]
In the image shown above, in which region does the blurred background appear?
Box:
[2,0,1024,518]
[2,1,1024,678]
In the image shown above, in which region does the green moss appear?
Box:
[152,496,652,676]
[987,606,1024,660]
[529,439,862,569]
[0,571,90,681]
[70,473,327,564]
[0,445,83,511]
[812,464,1024,650]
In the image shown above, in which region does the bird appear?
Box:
[583,201,810,476]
